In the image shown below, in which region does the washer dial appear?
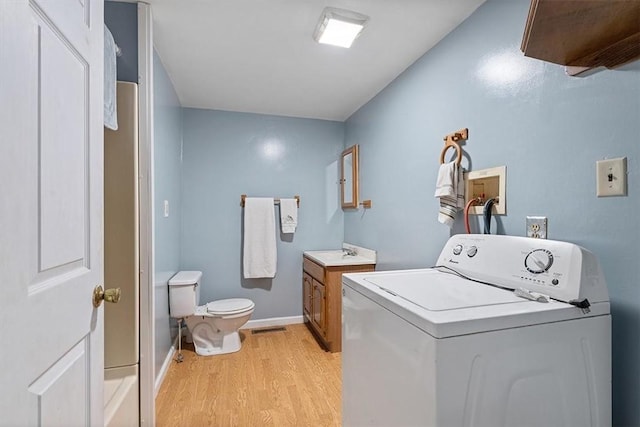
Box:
[525,249,554,274]
[467,246,478,257]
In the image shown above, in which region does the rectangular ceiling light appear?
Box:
[313,7,369,48]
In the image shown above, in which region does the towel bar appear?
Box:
[240,194,300,208]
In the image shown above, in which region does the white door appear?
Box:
[0,0,104,426]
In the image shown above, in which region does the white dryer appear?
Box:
[342,234,611,427]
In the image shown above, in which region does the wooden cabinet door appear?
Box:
[303,272,313,318]
[312,279,326,335]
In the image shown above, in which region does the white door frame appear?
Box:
[137,3,156,426]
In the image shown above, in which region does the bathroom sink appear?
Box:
[304,245,376,267]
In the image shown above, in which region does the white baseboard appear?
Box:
[242,315,304,330]
[154,341,176,397]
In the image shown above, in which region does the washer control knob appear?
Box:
[467,246,478,257]
[453,244,463,255]
[525,249,554,274]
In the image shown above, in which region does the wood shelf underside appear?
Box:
[522,1,640,71]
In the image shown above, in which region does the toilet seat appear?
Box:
[207,298,255,315]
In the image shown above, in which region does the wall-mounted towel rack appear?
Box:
[440,128,469,165]
[240,194,300,208]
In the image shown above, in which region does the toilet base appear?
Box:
[183,304,253,357]
[194,330,241,356]
[185,316,245,356]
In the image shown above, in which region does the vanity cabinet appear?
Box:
[302,256,374,352]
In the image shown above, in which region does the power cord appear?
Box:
[569,298,591,313]
[430,264,514,292]
[430,265,591,312]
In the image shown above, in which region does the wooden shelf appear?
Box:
[521,0,640,74]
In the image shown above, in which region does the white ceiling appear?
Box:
[149,0,486,121]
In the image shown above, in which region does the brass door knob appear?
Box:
[93,285,121,307]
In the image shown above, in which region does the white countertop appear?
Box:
[304,243,376,267]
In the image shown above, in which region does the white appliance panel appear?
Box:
[342,284,437,427]
[342,235,611,427]
[437,234,608,304]
[343,283,611,427]
[435,315,611,427]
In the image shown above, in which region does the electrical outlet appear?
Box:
[526,216,547,239]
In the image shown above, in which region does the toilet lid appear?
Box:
[206,298,254,315]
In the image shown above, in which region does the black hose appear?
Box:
[483,198,496,234]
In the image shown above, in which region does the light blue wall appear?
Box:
[153,51,182,379]
[344,1,640,425]
[180,109,344,320]
[104,2,138,83]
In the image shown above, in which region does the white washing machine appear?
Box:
[342,234,611,427]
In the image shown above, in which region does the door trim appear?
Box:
[137,3,155,426]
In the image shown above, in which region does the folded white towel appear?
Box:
[434,162,465,227]
[104,24,118,130]
[243,198,277,278]
[279,199,298,234]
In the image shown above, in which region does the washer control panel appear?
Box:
[436,234,608,304]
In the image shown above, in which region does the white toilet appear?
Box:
[168,271,255,356]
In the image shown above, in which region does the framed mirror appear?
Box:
[341,145,359,209]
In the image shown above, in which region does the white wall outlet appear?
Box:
[526,216,547,239]
[163,200,169,217]
[596,157,627,197]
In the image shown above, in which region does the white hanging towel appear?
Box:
[434,161,465,227]
[279,199,298,234]
[243,197,277,278]
[103,24,118,130]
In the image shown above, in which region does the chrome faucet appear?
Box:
[342,247,357,257]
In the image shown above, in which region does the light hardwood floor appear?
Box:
[155,324,341,426]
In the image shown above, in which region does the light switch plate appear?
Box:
[596,157,627,197]
[163,200,169,217]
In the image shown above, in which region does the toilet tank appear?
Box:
[168,271,202,318]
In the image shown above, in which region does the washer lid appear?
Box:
[365,270,522,311]
[344,269,608,339]
[207,298,254,314]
